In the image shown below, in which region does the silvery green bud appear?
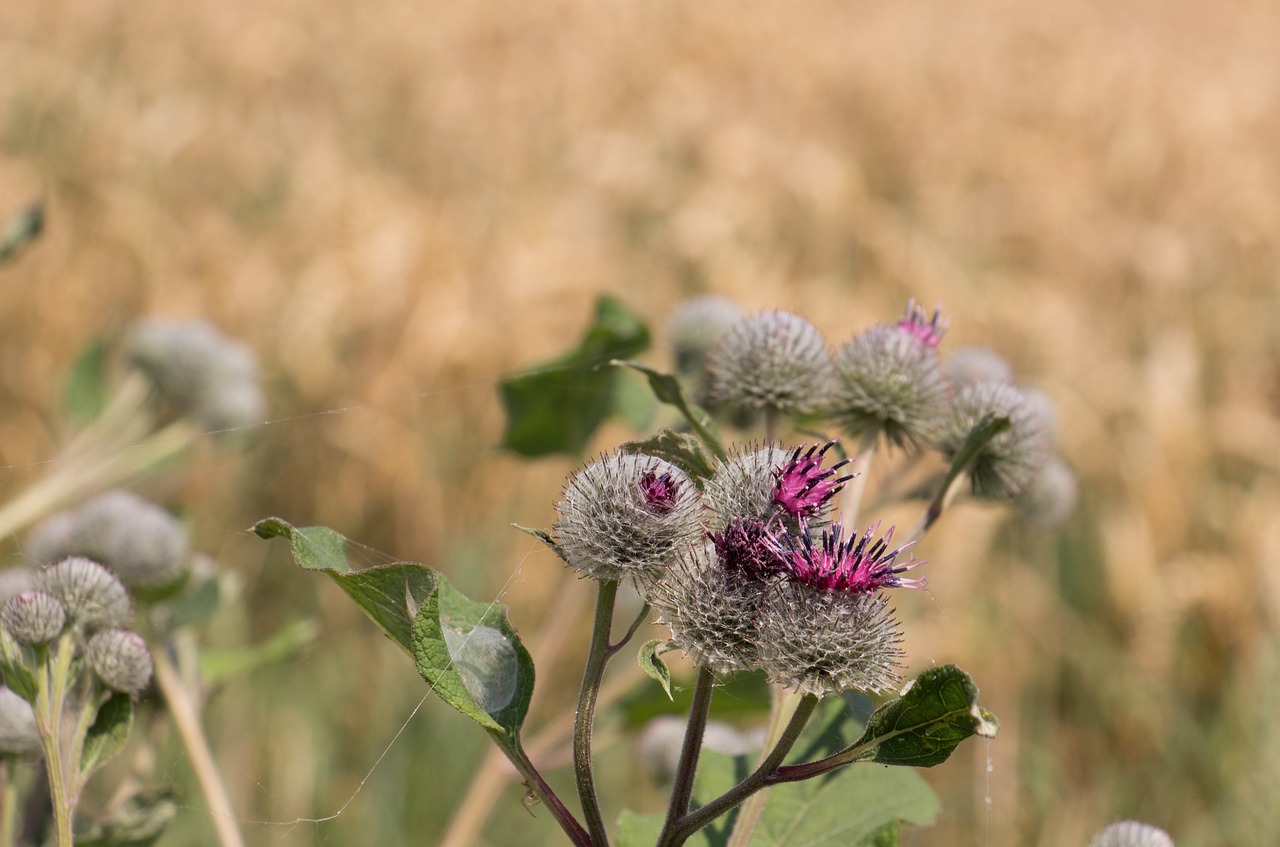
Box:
[1015,456,1077,527]
[755,583,904,695]
[707,311,833,416]
[0,687,41,758]
[830,320,949,449]
[86,629,153,696]
[36,557,131,630]
[27,490,190,592]
[1,591,66,645]
[934,380,1052,501]
[1088,821,1175,847]
[944,346,1014,387]
[126,318,265,432]
[554,452,703,587]
[667,295,744,377]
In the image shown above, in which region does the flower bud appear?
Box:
[1,591,66,645]
[703,444,792,526]
[0,687,41,758]
[1088,821,1175,847]
[667,295,744,378]
[27,490,190,592]
[36,557,131,630]
[934,380,1052,501]
[944,346,1014,387]
[554,452,703,587]
[830,313,949,449]
[707,311,833,416]
[1015,455,1077,527]
[85,629,153,696]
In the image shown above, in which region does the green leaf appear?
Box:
[612,361,724,457]
[411,574,535,739]
[75,785,178,847]
[157,569,224,632]
[80,692,133,776]
[254,517,438,653]
[852,664,998,767]
[511,523,563,561]
[62,340,110,425]
[0,629,38,703]
[620,429,719,486]
[618,670,771,730]
[200,619,320,685]
[498,295,650,457]
[639,640,677,701]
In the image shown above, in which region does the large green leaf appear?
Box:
[411,574,535,739]
[621,428,720,486]
[80,692,133,776]
[498,295,650,457]
[253,517,437,653]
[851,664,998,767]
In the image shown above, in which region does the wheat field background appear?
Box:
[2,0,1279,845]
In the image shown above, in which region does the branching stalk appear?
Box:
[574,579,620,846]
[656,665,716,845]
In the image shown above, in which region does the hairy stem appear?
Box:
[574,579,619,846]
[656,665,716,846]
[497,736,593,847]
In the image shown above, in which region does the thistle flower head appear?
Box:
[897,299,948,348]
[934,380,1052,500]
[776,523,924,594]
[554,452,703,587]
[771,441,854,521]
[1,591,67,646]
[704,443,793,526]
[667,295,744,376]
[0,687,41,759]
[830,321,949,449]
[709,518,788,582]
[126,318,265,432]
[649,540,769,673]
[707,311,833,416]
[85,628,153,697]
[1088,821,1175,847]
[36,557,131,630]
[27,490,190,592]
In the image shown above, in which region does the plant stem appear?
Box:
[574,579,619,846]
[839,431,879,529]
[724,687,804,847]
[656,665,716,846]
[764,407,781,442]
[608,603,650,655]
[151,646,247,847]
[664,694,818,844]
[34,635,77,847]
[495,736,593,847]
[0,761,16,847]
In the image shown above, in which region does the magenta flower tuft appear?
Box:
[639,471,680,514]
[772,441,854,520]
[710,519,787,582]
[778,522,924,594]
[897,299,948,348]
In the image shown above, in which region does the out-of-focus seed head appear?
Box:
[945,346,1015,387]
[86,629,153,696]
[638,715,764,783]
[703,444,792,526]
[1088,821,1175,847]
[771,441,854,522]
[1,591,67,646]
[36,557,131,630]
[554,452,703,587]
[650,540,769,673]
[0,687,41,758]
[0,569,35,607]
[934,380,1052,501]
[756,583,905,695]
[1019,385,1060,441]
[1015,456,1078,527]
[27,490,190,592]
[830,322,949,449]
[897,299,949,348]
[775,523,925,594]
[126,318,266,432]
[668,295,744,376]
[707,311,833,416]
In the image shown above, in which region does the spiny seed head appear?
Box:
[707,311,833,415]
[650,540,769,674]
[1015,456,1078,527]
[0,687,41,758]
[775,523,925,594]
[1,591,67,646]
[934,380,1052,501]
[1088,821,1175,847]
[668,295,744,376]
[554,452,703,587]
[27,490,189,592]
[756,582,904,695]
[126,318,266,432]
[944,346,1014,387]
[897,299,949,348]
[36,557,131,630]
[830,322,949,449]
[86,629,153,696]
[704,444,793,526]
[771,441,854,521]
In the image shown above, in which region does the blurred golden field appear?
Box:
[3,0,1280,845]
